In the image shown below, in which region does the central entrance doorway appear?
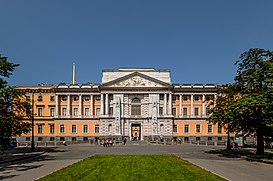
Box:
[131,124,141,141]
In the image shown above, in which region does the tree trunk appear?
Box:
[256,129,264,155]
[227,129,231,150]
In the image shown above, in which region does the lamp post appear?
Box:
[31,92,35,151]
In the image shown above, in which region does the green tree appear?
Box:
[209,84,241,150]
[0,55,32,148]
[233,48,273,155]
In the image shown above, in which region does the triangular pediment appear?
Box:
[100,72,172,88]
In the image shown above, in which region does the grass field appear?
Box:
[37,155,226,181]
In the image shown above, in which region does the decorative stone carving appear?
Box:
[110,76,164,87]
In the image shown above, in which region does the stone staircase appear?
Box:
[126,140,147,145]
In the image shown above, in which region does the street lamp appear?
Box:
[31,92,35,151]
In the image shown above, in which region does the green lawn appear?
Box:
[37,155,226,181]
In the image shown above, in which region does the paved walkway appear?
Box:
[1,144,273,181]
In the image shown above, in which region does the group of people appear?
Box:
[103,139,113,147]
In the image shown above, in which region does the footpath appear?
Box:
[1,145,273,166]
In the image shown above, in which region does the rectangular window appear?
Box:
[218,125,222,133]
[184,124,189,133]
[196,137,200,141]
[71,124,77,133]
[83,137,88,142]
[38,137,43,141]
[61,96,67,102]
[95,125,99,133]
[83,124,88,133]
[37,107,43,117]
[183,108,187,117]
[109,107,113,115]
[84,108,90,116]
[173,124,178,133]
[172,108,176,116]
[50,107,55,117]
[50,96,55,102]
[208,137,212,141]
[49,124,54,134]
[73,108,78,116]
[26,137,30,141]
[60,137,65,141]
[159,107,163,115]
[60,124,65,133]
[184,137,189,142]
[182,95,188,101]
[50,137,55,141]
[72,137,77,142]
[196,124,201,133]
[207,124,213,133]
[206,107,210,116]
[62,108,67,116]
[96,108,100,116]
[84,96,90,101]
[172,95,178,102]
[194,95,200,102]
[159,94,164,100]
[194,108,199,116]
[218,137,222,141]
[95,96,101,101]
[37,124,43,134]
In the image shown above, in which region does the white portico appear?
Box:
[98,68,174,141]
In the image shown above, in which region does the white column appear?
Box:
[214,94,217,107]
[105,94,109,115]
[163,93,167,115]
[90,94,93,116]
[202,94,205,117]
[79,94,82,118]
[190,94,194,117]
[55,95,59,117]
[168,93,172,115]
[100,94,104,115]
[67,94,70,117]
[179,94,182,116]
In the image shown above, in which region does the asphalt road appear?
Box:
[0,143,272,181]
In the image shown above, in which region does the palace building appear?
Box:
[15,66,232,146]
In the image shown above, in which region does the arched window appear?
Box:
[108,124,112,132]
[131,98,141,115]
[160,124,164,133]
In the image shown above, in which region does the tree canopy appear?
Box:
[0,55,32,148]
[209,48,273,154]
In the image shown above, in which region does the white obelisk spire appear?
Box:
[72,63,77,84]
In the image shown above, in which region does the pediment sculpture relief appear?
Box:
[110,76,163,87]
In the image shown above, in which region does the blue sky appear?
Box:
[1,0,273,86]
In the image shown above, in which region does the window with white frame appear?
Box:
[108,124,112,132]
[183,108,188,117]
[173,124,178,133]
[71,124,77,133]
[37,124,43,134]
[83,124,88,133]
[207,124,213,133]
[131,98,141,116]
[96,108,100,116]
[194,95,200,101]
[62,108,67,116]
[49,124,54,134]
[194,107,199,116]
[60,124,65,133]
[37,107,43,117]
[84,108,90,116]
[50,107,55,117]
[73,108,78,116]
[160,124,164,133]
[95,125,99,133]
[196,124,201,133]
[184,124,189,133]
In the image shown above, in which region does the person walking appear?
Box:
[123,137,127,145]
